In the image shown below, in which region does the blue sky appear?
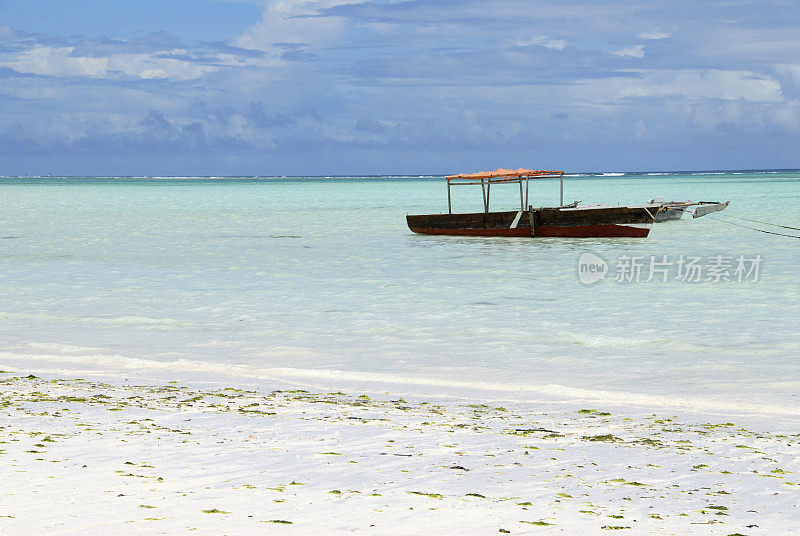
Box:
[1,0,798,175]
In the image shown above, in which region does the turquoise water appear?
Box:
[1,172,799,415]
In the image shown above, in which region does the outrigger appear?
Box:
[407,168,658,238]
[648,198,731,222]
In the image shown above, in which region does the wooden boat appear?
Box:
[406,168,658,238]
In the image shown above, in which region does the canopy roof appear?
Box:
[446,168,564,181]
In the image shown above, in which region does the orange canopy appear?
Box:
[446,168,564,181]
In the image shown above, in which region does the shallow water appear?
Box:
[1,171,798,415]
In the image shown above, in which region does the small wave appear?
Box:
[28,342,106,354]
[0,312,196,329]
[570,335,649,347]
[560,331,655,348]
[601,172,626,177]
[3,352,800,418]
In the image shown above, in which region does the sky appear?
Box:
[0,0,798,175]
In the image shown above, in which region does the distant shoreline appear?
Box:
[1,168,799,180]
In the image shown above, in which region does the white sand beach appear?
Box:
[2,371,798,535]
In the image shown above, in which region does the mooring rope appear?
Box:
[711,212,800,231]
[707,214,800,239]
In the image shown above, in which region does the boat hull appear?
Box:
[407,207,654,238]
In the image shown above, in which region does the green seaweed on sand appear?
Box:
[265,520,293,524]
[408,491,443,499]
[703,422,735,429]
[601,526,631,530]
[520,521,553,526]
[637,438,664,447]
[466,493,485,498]
[582,434,621,442]
[578,409,611,416]
[606,479,645,487]
[328,490,342,494]
[201,509,230,514]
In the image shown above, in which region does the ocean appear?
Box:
[1,171,798,417]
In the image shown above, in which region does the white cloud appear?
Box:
[3,47,108,77]
[106,52,219,80]
[639,31,670,40]
[773,63,800,96]
[0,25,16,42]
[510,36,566,50]
[0,46,224,80]
[612,45,645,58]
[574,69,783,103]
[140,68,169,79]
[235,0,363,51]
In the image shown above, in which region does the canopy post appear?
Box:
[560,173,564,206]
[481,179,487,213]
[486,179,491,213]
[519,177,524,210]
[525,176,530,208]
[447,179,452,214]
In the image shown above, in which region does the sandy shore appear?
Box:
[1,371,798,535]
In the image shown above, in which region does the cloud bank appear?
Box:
[0,0,798,174]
